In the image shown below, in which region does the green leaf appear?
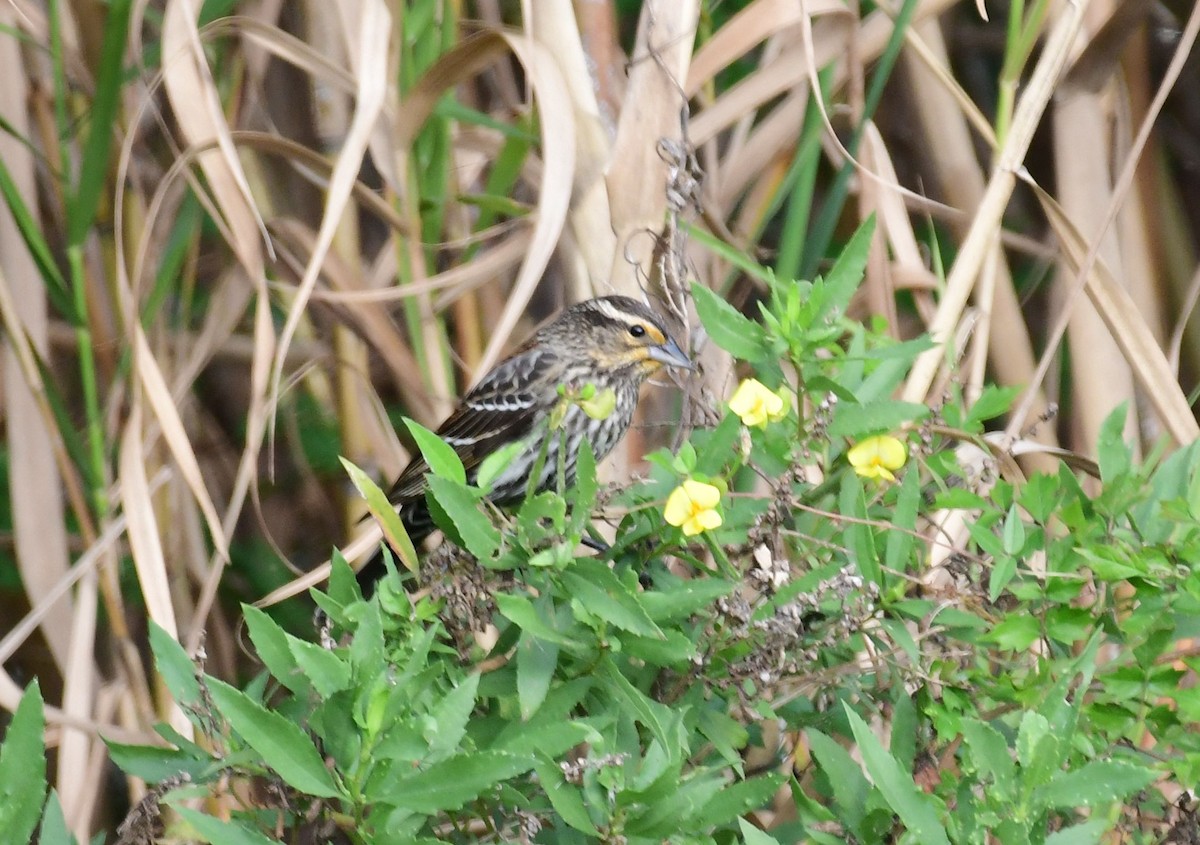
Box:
[204,677,339,798]
[819,215,874,318]
[986,614,1040,651]
[1016,711,1059,790]
[149,622,202,711]
[341,458,419,573]
[988,554,1018,603]
[104,740,215,784]
[0,680,47,845]
[1096,404,1132,483]
[172,805,282,845]
[692,283,768,362]
[494,594,579,648]
[1001,504,1026,555]
[426,474,500,558]
[959,719,1016,800]
[884,468,920,573]
[517,629,558,720]
[388,751,534,812]
[568,439,599,534]
[36,791,74,845]
[426,673,479,758]
[68,0,132,245]
[241,606,305,693]
[562,560,663,638]
[690,774,785,829]
[404,418,466,484]
[1044,819,1112,845]
[829,400,928,439]
[476,440,527,493]
[1036,761,1158,810]
[640,578,735,622]
[286,637,352,698]
[599,659,673,747]
[844,706,951,845]
[966,385,1021,428]
[533,758,599,835]
[807,729,869,827]
[739,818,782,845]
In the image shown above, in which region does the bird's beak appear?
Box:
[647,336,693,371]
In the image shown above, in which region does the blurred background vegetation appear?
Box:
[0,0,1198,838]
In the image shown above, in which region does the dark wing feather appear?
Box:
[385,346,559,504]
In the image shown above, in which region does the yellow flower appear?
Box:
[848,435,907,482]
[664,479,724,536]
[728,378,788,428]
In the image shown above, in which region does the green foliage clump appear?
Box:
[8,220,1197,842]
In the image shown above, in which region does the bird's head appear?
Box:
[553,296,693,378]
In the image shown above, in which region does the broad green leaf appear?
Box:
[426,475,500,558]
[1036,761,1158,810]
[690,774,785,829]
[494,594,579,649]
[533,758,599,835]
[341,458,419,573]
[0,680,47,845]
[404,418,466,483]
[172,805,281,845]
[241,606,304,693]
[1096,403,1131,483]
[692,283,769,362]
[884,469,920,573]
[148,622,201,711]
[1044,819,1112,845]
[426,673,479,758]
[388,751,534,811]
[986,614,1040,651]
[807,729,869,827]
[1002,504,1026,555]
[959,719,1016,799]
[1016,711,1059,790]
[36,790,74,845]
[476,440,526,493]
[104,740,215,784]
[517,629,558,720]
[829,400,928,439]
[966,385,1021,428]
[286,637,352,698]
[739,818,782,845]
[204,678,339,798]
[844,706,951,845]
[563,560,663,638]
[640,578,735,622]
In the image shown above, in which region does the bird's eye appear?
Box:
[629,324,647,338]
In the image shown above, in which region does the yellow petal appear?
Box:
[682,478,721,509]
[876,435,907,470]
[663,485,693,527]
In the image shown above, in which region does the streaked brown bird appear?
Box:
[357,295,693,592]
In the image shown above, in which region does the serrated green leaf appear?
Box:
[241,606,305,693]
[807,729,870,827]
[1096,403,1131,483]
[692,283,768,361]
[388,751,534,811]
[1037,761,1158,810]
[204,678,339,798]
[690,774,785,829]
[986,614,1040,651]
[639,578,735,622]
[819,215,874,318]
[959,719,1016,799]
[494,594,579,648]
[1044,819,1112,845]
[563,561,663,638]
[426,474,500,558]
[0,680,47,845]
[844,706,950,845]
[426,673,479,758]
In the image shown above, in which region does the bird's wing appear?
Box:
[386,346,559,504]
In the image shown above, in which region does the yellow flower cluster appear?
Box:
[847,435,907,481]
[664,479,723,536]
